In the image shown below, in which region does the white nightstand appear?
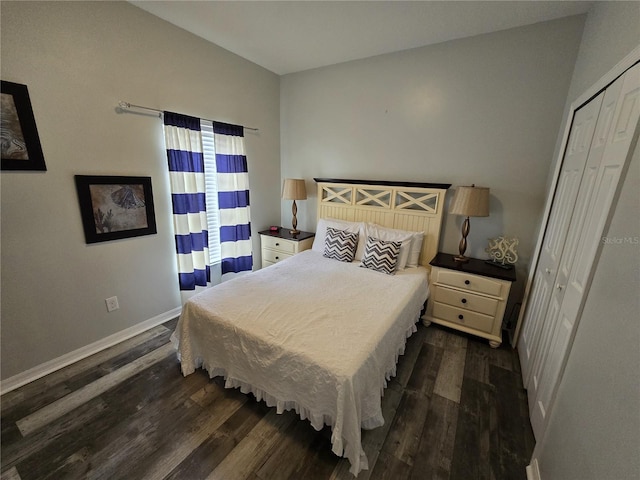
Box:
[424,252,516,348]
[259,228,315,268]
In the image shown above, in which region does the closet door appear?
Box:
[528,63,640,440]
[518,93,603,384]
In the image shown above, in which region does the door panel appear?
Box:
[555,78,624,289]
[520,273,550,371]
[526,63,640,441]
[527,286,562,411]
[572,167,621,289]
[518,92,603,383]
[529,309,573,435]
[557,164,598,281]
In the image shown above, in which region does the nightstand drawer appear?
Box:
[262,249,293,264]
[261,235,296,254]
[259,230,314,269]
[432,302,495,334]
[433,286,499,317]
[435,269,503,297]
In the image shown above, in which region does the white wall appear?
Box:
[531,2,640,479]
[0,1,281,381]
[281,16,585,323]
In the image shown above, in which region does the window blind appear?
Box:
[200,119,222,265]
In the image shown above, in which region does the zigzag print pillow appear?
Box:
[360,236,402,275]
[323,227,359,262]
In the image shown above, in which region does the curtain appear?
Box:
[213,121,253,277]
[163,111,210,290]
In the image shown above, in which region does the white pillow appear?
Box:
[365,223,414,269]
[312,218,366,260]
[366,223,424,270]
[406,232,424,268]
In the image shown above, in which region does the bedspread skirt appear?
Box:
[169,250,429,475]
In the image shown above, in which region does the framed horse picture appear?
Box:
[1,80,46,171]
[75,175,157,244]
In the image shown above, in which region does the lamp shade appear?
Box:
[449,185,490,217]
[282,178,307,200]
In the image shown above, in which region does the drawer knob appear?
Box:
[458,314,464,320]
[461,298,467,304]
[464,280,470,285]
[275,242,280,246]
[275,256,279,260]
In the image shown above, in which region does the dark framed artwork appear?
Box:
[75,175,157,244]
[1,80,46,171]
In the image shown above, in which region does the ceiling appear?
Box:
[130,1,593,75]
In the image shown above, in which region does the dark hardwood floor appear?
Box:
[1,318,535,480]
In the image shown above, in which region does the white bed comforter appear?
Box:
[170,250,429,475]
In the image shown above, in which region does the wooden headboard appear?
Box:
[314,178,451,268]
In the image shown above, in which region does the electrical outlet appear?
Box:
[105,296,119,312]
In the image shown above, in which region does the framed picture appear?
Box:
[75,175,157,244]
[1,80,46,171]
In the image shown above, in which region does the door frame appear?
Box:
[513,45,640,347]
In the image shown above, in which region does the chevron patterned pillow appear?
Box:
[360,236,402,275]
[323,227,359,262]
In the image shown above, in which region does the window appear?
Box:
[200,120,222,265]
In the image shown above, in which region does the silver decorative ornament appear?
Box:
[486,236,519,265]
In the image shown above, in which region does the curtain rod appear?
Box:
[117,101,259,132]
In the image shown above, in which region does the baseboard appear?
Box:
[0,307,182,396]
[526,458,541,480]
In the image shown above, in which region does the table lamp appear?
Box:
[282,178,307,235]
[449,184,490,262]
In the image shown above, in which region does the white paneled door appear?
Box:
[519,62,640,441]
[518,92,603,385]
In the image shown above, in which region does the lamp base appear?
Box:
[454,217,471,263]
[290,200,300,237]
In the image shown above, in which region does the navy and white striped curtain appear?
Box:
[214,122,253,278]
[163,112,210,290]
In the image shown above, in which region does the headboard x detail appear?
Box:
[314,178,451,269]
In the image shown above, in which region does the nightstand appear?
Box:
[424,252,516,348]
[259,228,315,268]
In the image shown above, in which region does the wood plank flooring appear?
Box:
[1,319,535,480]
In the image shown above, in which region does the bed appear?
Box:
[171,179,450,475]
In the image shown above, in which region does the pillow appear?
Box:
[365,223,414,269]
[323,227,359,263]
[406,232,424,268]
[360,236,402,275]
[366,223,425,268]
[313,218,366,260]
